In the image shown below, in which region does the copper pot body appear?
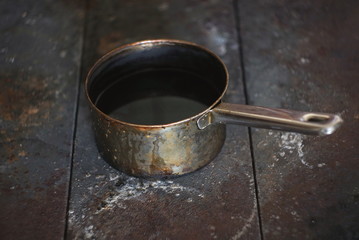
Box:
[89,110,225,177]
[86,40,228,177]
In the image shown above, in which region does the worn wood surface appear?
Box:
[1,0,358,239]
[239,0,359,239]
[0,0,84,239]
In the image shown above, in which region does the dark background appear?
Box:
[0,0,358,239]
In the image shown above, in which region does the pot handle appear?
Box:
[197,102,343,135]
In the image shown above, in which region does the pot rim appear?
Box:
[84,39,229,129]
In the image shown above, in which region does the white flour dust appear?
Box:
[277,132,313,169]
[230,196,257,240]
[96,176,204,213]
[84,225,94,239]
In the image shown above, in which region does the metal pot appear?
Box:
[85,39,342,178]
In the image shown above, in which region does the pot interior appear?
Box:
[87,41,227,125]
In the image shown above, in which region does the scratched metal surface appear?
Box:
[0,0,84,239]
[238,0,359,239]
[67,0,261,239]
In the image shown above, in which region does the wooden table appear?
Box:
[1,0,358,239]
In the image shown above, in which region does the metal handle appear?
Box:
[197,102,343,135]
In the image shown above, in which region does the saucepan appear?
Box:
[85,39,342,178]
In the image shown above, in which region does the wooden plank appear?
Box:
[0,0,85,239]
[238,0,359,239]
[68,0,261,239]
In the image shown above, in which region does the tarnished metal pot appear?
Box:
[85,39,342,178]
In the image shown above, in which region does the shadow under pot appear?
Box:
[85,39,343,178]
